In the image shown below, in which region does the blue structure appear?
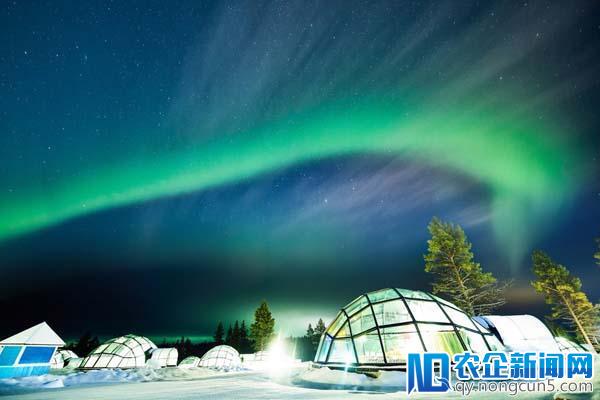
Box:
[0,322,65,378]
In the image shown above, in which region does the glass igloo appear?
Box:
[79,334,156,369]
[149,348,178,367]
[314,288,504,370]
[178,356,200,369]
[198,345,241,369]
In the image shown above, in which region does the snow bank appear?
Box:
[0,367,224,395]
[291,366,405,392]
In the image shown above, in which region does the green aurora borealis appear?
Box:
[0,96,584,266]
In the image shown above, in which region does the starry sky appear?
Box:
[1,0,599,341]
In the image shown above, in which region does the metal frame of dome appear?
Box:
[313,288,504,371]
[79,334,156,370]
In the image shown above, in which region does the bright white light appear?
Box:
[264,333,297,375]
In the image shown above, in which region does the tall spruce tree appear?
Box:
[240,320,251,353]
[214,321,225,344]
[531,250,599,351]
[315,318,326,336]
[313,318,326,347]
[231,321,241,350]
[68,332,100,357]
[250,301,275,351]
[225,325,233,345]
[424,217,509,316]
[306,323,314,338]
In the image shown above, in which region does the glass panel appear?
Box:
[326,312,346,336]
[327,339,356,364]
[484,334,505,351]
[396,289,432,300]
[418,324,464,354]
[354,332,384,364]
[458,329,488,353]
[372,300,411,326]
[407,300,449,323]
[344,295,369,317]
[381,324,418,334]
[83,355,99,368]
[431,294,459,309]
[133,346,145,358]
[336,321,352,338]
[93,344,108,354]
[367,288,399,304]
[122,358,135,368]
[315,334,325,361]
[381,326,423,363]
[108,356,122,368]
[115,344,129,356]
[95,354,113,368]
[350,307,376,335]
[105,343,119,353]
[472,318,489,332]
[442,305,477,330]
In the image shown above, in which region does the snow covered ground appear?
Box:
[0,362,597,399]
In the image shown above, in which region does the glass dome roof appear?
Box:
[79,334,156,369]
[314,288,504,370]
[198,345,241,369]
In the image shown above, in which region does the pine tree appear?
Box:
[226,325,233,345]
[231,321,241,350]
[240,320,251,353]
[315,319,326,336]
[214,321,225,344]
[313,319,326,346]
[531,250,599,351]
[306,323,315,338]
[69,332,100,357]
[250,301,275,351]
[424,217,509,316]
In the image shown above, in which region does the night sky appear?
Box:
[1,1,599,342]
